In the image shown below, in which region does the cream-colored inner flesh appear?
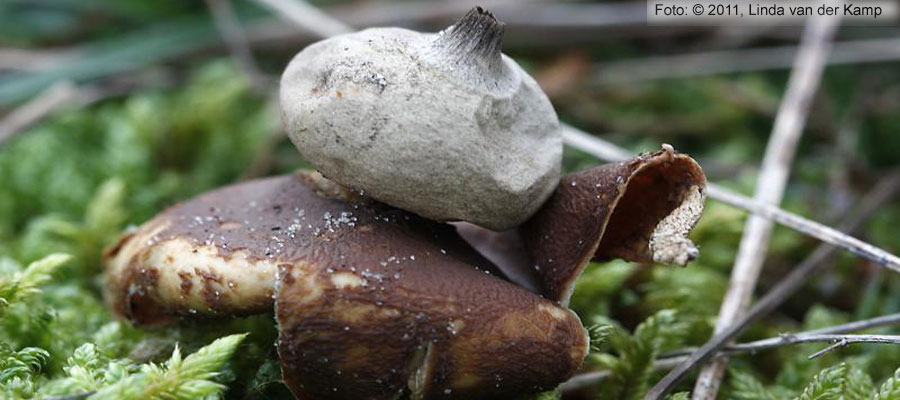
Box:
[649,185,704,265]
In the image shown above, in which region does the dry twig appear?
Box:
[246,0,632,45]
[0,48,71,71]
[704,186,900,271]
[691,15,841,399]
[239,101,286,180]
[205,0,268,92]
[593,36,900,84]
[663,312,900,358]
[565,312,900,391]
[0,76,169,148]
[647,169,900,398]
[0,81,79,146]
[804,312,900,335]
[739,333,900,359]
[562,122,900,396]
[564,332,900,391]
[560,357,687,392]
[250,0,353,38]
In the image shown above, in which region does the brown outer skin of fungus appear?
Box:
[103,171,497,324]
[103,171,589,399]
[520,147,707,304]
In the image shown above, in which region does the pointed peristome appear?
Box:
[431,6,506,76]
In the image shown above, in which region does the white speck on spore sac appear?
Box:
[371,73,387,89]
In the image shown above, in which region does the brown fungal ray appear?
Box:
[104,171,588,399]
[103,171,498,325]
[520,145,707,305]
[275,235,588,400]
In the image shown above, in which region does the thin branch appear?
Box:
[0,48,72,71]
[739,334,900,357]
[559,334,900,390]
[0,75,168,148]
[560,356,687,392]
[695,13,841,397]
[564,313,900,391]
[248,0,632,43]
[0,81,79,146]
[250,0,353,39]
[593,36,900,84]
[480,2,646,29]
[560,124,632,161]
[646,168,900,398]
[704,186,900,271]
[563,124,900,396]
[325,0,541,28]
[239,101,285,180]
[205,0,268,92]
[8,3,900,105]
[663,312,900,358]
[565,333,900,392]
[809,338,848,359]
[564,334,900,392]
[805,312,900,335]
[242,0,702,51]
[560,126,900,271]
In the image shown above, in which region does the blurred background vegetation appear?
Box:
[0,0,898,399]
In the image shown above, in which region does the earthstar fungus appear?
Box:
[103,6,708,400]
